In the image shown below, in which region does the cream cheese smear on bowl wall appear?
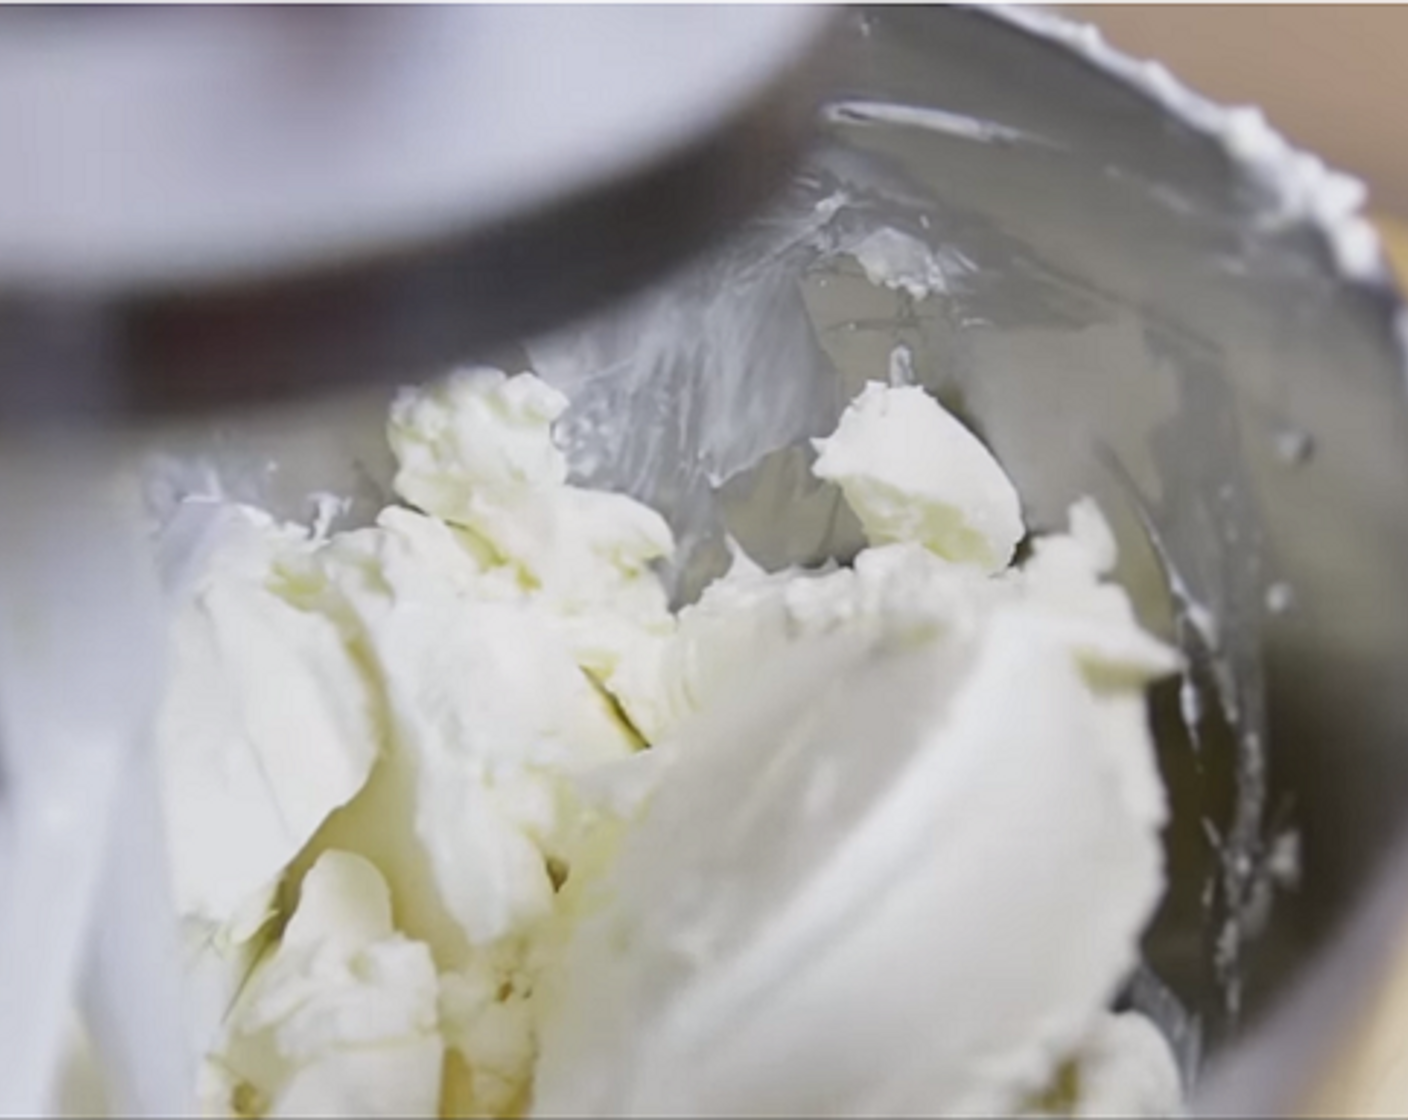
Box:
[132,325,1191,1118]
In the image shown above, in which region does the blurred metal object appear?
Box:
[0,6,835,419]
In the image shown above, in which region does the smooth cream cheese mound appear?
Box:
[155,368,1185,1118]
[531,601,1177,1116]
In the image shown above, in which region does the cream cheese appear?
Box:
[813,381,1025,572]
[532,565,1178,1117]
[387,367,676,685]
[988,5,1388,285]
[151,369,1182,1119]
[205,851,442,1118]
[154,502,383,1064]
[1059,1011,1186,1119]
[610,547,859,742]
[532,384,1180,1117]
[292,508,638,950]
[156,504,379,939]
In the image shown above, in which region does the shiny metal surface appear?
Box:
[0,6,834,419]
[821,12,1408,1111]
[139,6,1408,1114]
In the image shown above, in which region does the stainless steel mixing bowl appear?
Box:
[144,7,1408,1114]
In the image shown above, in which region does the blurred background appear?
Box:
[1069,6,1408,227]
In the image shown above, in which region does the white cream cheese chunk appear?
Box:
[205,851,441,1119]
[437,950,538,1119]
[1068,1011,1184,1119]
[813,381,1025,572]
[290,504,640,951]
[388,367,676,686]
[1010,500,1181,687]
[389,368,571,503]
[1025,1011,1185,1119]
[156,504,379,942]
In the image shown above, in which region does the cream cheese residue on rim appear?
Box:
[988,4,1391,287]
